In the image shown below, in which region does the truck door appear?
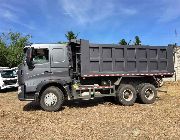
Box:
[25,47,51,92]
[31,48,51,74]
[50,46,69,77]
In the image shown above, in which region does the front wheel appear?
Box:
[40,86,64,112]
[116,84,137,106]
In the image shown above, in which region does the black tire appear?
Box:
[136,83,145,93]
[40,86,64,112]
[116,84,137,106]
[138,84,157,104]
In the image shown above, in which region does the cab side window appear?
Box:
[33,49,49,64]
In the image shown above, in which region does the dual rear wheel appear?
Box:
[137,84,157,104]
[116,84,137,106]
[116,83,157,106]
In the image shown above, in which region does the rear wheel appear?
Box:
[138,84,157,104]
[116,84,137,106]
[40,86,64,112]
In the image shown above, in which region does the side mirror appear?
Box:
[26,48,34,69]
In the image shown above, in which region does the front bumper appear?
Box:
[18,85,37,101]
[1,83,18,90]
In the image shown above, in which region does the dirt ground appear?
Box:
[0,82,180,140]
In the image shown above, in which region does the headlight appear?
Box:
[1,81,4,87]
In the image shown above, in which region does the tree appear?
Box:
[128,40,132,45]
[0,32,31,67]
[134,36,141,45]
[0,40,8,67]
[119,39,127,45]
[65,31,78,41]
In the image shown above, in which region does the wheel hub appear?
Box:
[123,89,133,101]
[44,93,57,106]
[145,88,154,100]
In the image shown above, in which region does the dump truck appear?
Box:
[17,39,174,111]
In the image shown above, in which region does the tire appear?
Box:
[136,83,145,93]
[138,84,157,104]
[40,86,64,112]
[116,84,137,106]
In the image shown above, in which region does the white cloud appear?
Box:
[0,3,36,30]
[120,8,137,15]
[3,10,16,20]
[1,3,25,14]
[158,0,180,22]
[37,0,52,19]
[59,0,137,24]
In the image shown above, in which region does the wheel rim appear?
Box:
[44,93,58,106]
[122,89,133,101]
[144,88,154,100]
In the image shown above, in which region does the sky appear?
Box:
[0,0,180,45]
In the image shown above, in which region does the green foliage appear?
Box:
[0,32,31,67]
[0,41,8,67]
[119,36,142,46]
[119,39,132,45]
[134,36,141,45]
[65,31,78,41]
[128,40,132,45]
[119,39,127,45]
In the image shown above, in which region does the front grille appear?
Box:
[3,80,17,85]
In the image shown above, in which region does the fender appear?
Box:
[36,79,66,93]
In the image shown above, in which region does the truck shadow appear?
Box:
[23,97,117,111]
[23,96,161,112]
[23,101,42,111]
[64,97,116,108]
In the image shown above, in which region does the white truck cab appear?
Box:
[0,67,18,90]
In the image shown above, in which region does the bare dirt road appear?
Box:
[0,82,180,140]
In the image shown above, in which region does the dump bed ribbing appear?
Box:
[70,39,174,78]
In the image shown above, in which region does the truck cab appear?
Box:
[18,44,71,101]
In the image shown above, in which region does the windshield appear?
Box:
[0,70,17,78]
[24,47,49,64]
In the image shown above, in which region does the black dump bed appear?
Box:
[69,39,174,78]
